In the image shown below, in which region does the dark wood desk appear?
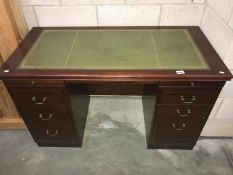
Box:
[0,27,232,149]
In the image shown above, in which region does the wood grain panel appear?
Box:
[0,53,3,66]
[0,54,19,119]
[0,1,27,129]
[8,0,28,39]
[0,80,19,119]
[0,0,27,61]
[0,0,18,61]
[0,30,19,120]
[0,118,26,129]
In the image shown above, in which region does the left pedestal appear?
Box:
[5,80,90,147]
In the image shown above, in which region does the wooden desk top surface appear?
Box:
[0,26,232,82]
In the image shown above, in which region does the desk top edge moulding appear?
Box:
[0,26,232,149]
[0,26,232,81]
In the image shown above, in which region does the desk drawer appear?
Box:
[157,87,213,105]
[33,124,76,144]
[4,79,64,86]
[151,105,210,143]
[155,105,210,120]
[7,86,68,109]
[152,117,204,143]
[22,108,72,125]
[159,81,225,87]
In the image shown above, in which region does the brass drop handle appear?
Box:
[32,96,47,105]
[46,129,58,137]
[180,95,196,104]
[39,113,53,121]
[176,109,191,117]
[172,123,186,131]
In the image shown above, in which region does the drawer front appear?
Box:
[21,108,72,125]
[155,105,210,120]
[157,87,213,105]
[4,79,64,86]
[33,124,76,144]
[151,105,211,143]
[7,86,68,109]
[152,118,203,143]
[159,81,225,88]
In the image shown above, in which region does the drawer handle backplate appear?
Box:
[32,96,47,105]
[180,95,196,104]
[172,123,186,131]
[39,113,53,121]
[46,129,59,137]
[176,109,191,117]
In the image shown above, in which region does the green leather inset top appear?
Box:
[18,29,209,70]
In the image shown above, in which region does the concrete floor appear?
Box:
[0,96,233,175]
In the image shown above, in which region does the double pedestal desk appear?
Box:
[0,27,232,149]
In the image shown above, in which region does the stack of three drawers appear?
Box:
[147,81,224,149]
[6,80,82,147]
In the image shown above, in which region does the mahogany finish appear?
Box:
[156,87,220,105]
[6,84,89,147]
[0,26,232,149]
[22,108,72,125]
[145,83,222,149]
[0,27,232,81]
[34,124,76,145]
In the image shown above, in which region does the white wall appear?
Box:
[20,0,233,136]
[20,0,205,29]
[200,0,233,136]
